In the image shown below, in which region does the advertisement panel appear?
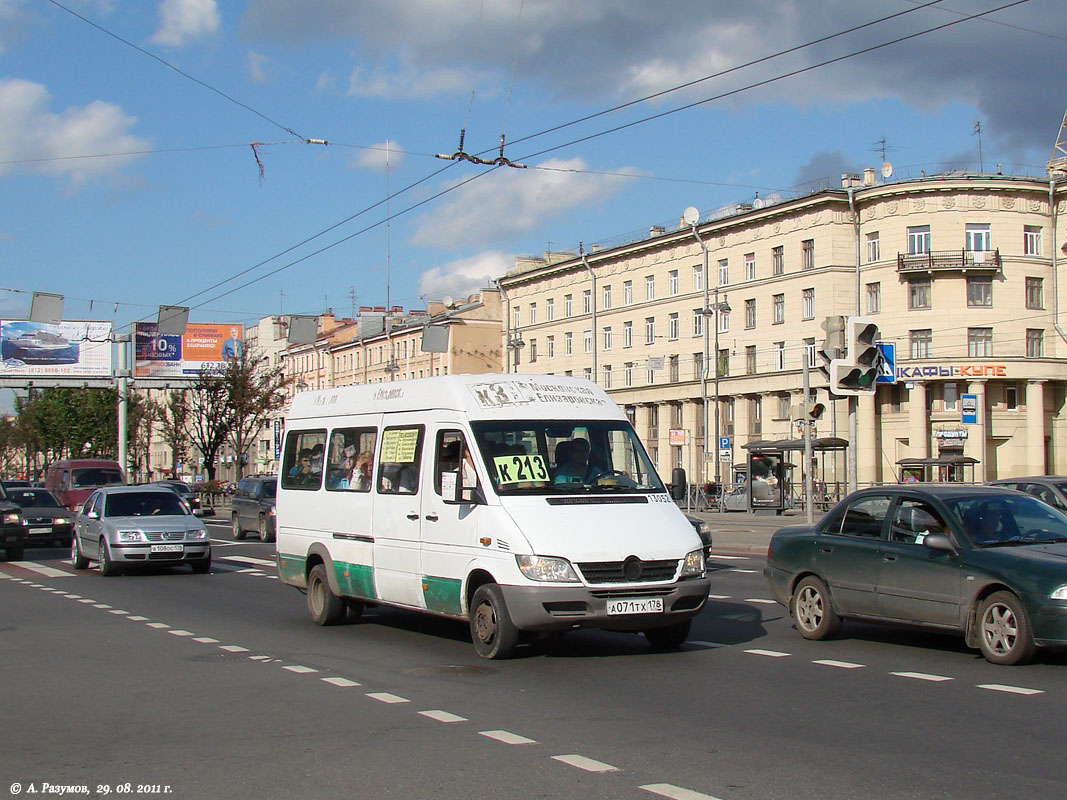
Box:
[0,320,113,377]
[134,322,243,377]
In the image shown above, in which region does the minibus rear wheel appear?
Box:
[307,564,345,625]
[470,584,519,659]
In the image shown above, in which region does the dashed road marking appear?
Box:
[283,665,319,674]
[220,645,249,653]
[93,603,112,609]
[813,659,865,669]
[147,622,171,629]
[708,555,749,561]
[108,609,129,615]
[168,630,195,637]
[641,784,723,800]
[745,649,791,658]
[222,555,277,567]
[552,754,618,773]
[77,599,96,604]
[706,594,731,600]
[367,692,408,704]
[249,655,272,661]
[193,637,219,643]
[419,710,467,723]
[891,671,953,682]
[689,641,728,648]
[978,684,1044,696]
[127,615,149,622]
[12,562,72,577]
[322,677,361,687]
[728,569,759,574]
[479,730,537,745]
[743,598,777,604]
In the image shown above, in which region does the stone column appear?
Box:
[1026,380,1047,476]
[967,380,988,482]
[908,381,929,459]
[857,392,878,486]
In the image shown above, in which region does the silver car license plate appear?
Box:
[29,527,52,534]
[150,543,184,553]
[606,597,664,615]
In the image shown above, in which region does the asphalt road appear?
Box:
[2,517,1064,800]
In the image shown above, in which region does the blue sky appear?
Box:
[1,0,1063,336]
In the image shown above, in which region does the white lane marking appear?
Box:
[108,609,129,615]
[93,603,112,609]
[249,655,272,661]
[168,630,195,637]
[77,599,96,604]
[709,555,749,561]
[265,575,279,580]
[367,692,408,704]
[642,784,724,800]
[743,598,777,604]
[745,649,791,658]
[729,569,759,574]
[978,684,1044,696]
[193,637,219,643]
[64,594,82,599]
[222,555,276,567]
[13,562,73,577]
[419,710,467,723]
[812,659,865,669]
[706,594,731,600]
[146,622,170,629]
[127,615,148,622]
[552,754,618,773]
[322,677,361,687]
[689,641,728,648]
[479,730,537,745]
[220,645,249,653]
[283,665,319,674]
[891,671,953,682]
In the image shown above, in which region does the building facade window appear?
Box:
[645,317,655,345]
[965,223,991,252]
[802,288,815,320]
[1026,277,1044,309]
[772,246,784,275]
[669,269,679,296]
[908,279,931,310]
[693,264,704,292]
[513,307,520,329]
[693,308,704,337]
[746,345,757,374]
[546,335,554,357]
[565,331,573,355]
[718,308,730,334]
[718,259,729,286]
[773,293,785,324]
[546,297,554,320]
[624,320,633,348]
[745,298,756,329]
[805,337,816,368]
[529,339,537,362]
[718,348,729,378]
[908,225,931,254]
[866,232,880,263]
[603,365,612,388]
[745,252,755,280]
[750,396,762,435]
[645,275,655,301]
[584,329,592,353]
[624,362,633,386]
[623,280,633,305]
[773,341,785,371]
[866,282,881,314]
[910,329,932,359]
[669,355,679,383]
[583,289,591,314]
[603,326,612,350]
[602,284,612,310]
[564,294,573,317]
[801,239,814,270]
[668,312,679,340]
[967,276,992,307]
[1026,328,1044,357]
[1004,383,1018,410]
[1024,225,1042,256]
[968,327,993,357]
[693,352,703,380]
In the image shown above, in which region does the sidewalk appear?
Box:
[685,506,826,555]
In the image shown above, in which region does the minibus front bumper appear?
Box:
[501,578,711,632]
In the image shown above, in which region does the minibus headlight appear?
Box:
[1051,585,1067,601]
[117,529,145,543]
[680,549,705,578]
[516,555,579,583]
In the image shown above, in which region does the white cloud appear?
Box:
[418,251,511,299]
[151,0,220,47]
[352,141,405,172]
[0,78,150,186]
[410,157,638,250]
[346,62,475,101]
[247,50,274,84]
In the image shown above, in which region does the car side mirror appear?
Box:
[670,468,687,502]
[922,532,955,553]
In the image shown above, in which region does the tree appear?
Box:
[15,387,118,461]
[125,393,159,482]
[221,348,290,480]
[185,369,232,483]
[159,390,190,479]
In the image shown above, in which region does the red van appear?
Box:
[44,459,126,512]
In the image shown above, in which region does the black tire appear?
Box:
[977,591,1037,666]
[231,513,246,541]
[6,545,24,562]
[307,564,345,625]
[469,583,519,659]
[791,576,841,640]
[644,619,692,649]
[98,538,120,576]
[71,536,89,570]
[258,515,275,544]
[189,556,211,574]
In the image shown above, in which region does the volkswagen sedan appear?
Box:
[72,486,211,575]
[764,485,1067,665]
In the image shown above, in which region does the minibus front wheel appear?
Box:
[470,584,519,659]
[307,563,345,625]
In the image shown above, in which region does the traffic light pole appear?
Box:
[848,396,858,493]
[803,354,813,525]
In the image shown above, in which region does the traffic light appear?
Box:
[807,401,826,420]
[829,316,882,396]
[818,315,846,381]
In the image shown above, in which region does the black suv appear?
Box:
[0,482,26,560]
[231,476,277,543]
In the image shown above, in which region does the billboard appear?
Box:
[0,320,114,377]
[134,322,243,378]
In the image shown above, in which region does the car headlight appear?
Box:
[3,511,20,525]
[54,517,71,526]
[516,554,579,583]
[187,529,208,540]
[680,549,705,578]
[117,530,145,543]
[1051,585,1067,601]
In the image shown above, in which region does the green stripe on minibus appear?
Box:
[422,576,462,615]
[335,562,377,601]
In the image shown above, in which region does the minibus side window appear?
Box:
[326,427,377,492]
[435,430,478,501]
[378,426,424,495]
[280,429,327,490]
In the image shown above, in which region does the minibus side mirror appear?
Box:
[670,468,687,502]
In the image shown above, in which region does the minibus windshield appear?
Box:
[470,420,665,495]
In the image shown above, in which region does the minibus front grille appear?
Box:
[576,559,678,584]
[588,587,673,599]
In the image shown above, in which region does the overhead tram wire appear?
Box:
[170,0,1029,313]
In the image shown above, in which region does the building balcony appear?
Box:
[897,249,1002,274]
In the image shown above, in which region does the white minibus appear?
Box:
[276,374,710,658]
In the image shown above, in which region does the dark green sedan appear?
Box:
[764,485,1067,665]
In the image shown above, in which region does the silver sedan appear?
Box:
[72,486,211,575]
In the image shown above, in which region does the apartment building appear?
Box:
[498,169,1067,487]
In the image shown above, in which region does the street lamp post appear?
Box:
[710,290,731,491]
